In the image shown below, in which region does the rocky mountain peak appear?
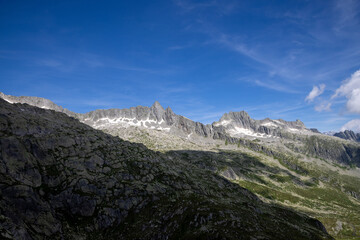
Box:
[295,119,305,128]
[151,101,164,111]
[151,101,165,121]
[220,111,250,121]
[165,106,174,114]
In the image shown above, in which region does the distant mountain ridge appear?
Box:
[0,92,313,140]
[213,111,309,139]
[1,91,360,168]
[323,130,360,143]
[334,130,360,142]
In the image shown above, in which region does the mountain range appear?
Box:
[1,92,360,239]
[1,92,359,166]
[0,92,310,139]
[2,92,357,142]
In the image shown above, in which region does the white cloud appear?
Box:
[340,119,360,132]
[305,84,325,102]
[332,69,360,113]
[314,101,332,112]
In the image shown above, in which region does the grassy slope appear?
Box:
[219,148,360,240]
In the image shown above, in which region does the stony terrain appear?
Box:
[0,99,334,239]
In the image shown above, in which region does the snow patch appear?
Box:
[228,127,267,138]
[273,120,285,125]
[92,117,170,132]
[156,127,171,132]
[226,126,279,139]
[40,105,51,110]
[261,122,278,128]
[214,119,232,127]
[288,128,300,132]
[3,98,14,104]
[187,133,193,139]
[287,127,311,135]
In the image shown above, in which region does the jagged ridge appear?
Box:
[1,92,359,167]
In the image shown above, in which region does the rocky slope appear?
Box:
[0,99,334,239]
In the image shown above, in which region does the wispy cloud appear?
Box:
[176,0,360,95]
[215,34,274,68]
[333,0,360,32]
[314,101,331,112]
[254,79,300,93]
[0,49,176,75]
[174,0,217,11]
[174,0,237,15]
[167,43,194,51]
[37,59,62,67]
[209,32,307,86]
[305,84,325,102]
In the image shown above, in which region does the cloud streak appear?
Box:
[314,101,331,112]
[174,0,237,15]
[254,80,300,94]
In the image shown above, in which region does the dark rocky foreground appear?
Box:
[0,99,333,240]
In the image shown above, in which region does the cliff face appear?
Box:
[0,99,333,239]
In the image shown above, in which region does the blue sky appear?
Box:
[1,0,360,132]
